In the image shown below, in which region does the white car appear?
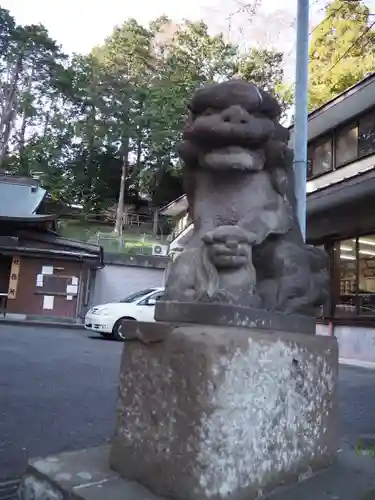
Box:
[84,287,165,341]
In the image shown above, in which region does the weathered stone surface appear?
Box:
[110,324,338,500]
[118,319,174,344]
[15,443,375,500]
[154,300,316,334]
[18,446,164,500]
[161,78,329,319]
[19,475,63,500]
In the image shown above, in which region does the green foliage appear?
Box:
[309,0,375,110]
[1,8,292,213]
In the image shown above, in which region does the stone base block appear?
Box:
[110,324,339,500]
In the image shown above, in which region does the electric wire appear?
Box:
[286,1,347,58]
[326,19,375,73]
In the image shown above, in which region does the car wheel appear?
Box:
[112,317,136,341]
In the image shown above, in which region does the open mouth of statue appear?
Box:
[201,146,265,171]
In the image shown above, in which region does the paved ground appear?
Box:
[0,324,374,482]
[0,324,122,481]
[339,364,375,446]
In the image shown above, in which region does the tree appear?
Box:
[0,7,71,193]
[309,0,375,110]
[236,48,293,118]
[89,19,156,233]
[1,7,293,225]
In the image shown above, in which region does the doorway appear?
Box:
[0,255,12,315]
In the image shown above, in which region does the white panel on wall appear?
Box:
[316,324,330,336]
[335,325,375,363]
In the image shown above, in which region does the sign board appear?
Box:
[8,256,21,300]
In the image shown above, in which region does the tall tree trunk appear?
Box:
[85,104,96,208]
[135,130,142,170]
[152,209,159,236]
[114,136,130,235]
[0,56,23,167]
[18,66,35,175]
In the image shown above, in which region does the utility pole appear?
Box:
[293,0,309,241]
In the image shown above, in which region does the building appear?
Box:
[0,175,102,321]
[161,72,375,366]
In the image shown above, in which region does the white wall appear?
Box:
[92,264,165,306]
[316,323,330,336]
[317,322,375,366]
[335,325,375,364]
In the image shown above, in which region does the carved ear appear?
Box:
[186,106,197,122]
[258,89,282,119]
[270,167,288,198]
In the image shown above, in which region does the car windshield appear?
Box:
[119,289,157,303]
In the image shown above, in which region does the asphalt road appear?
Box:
[0,324,374,481]
[0,324,122,480]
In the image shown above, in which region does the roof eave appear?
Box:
[289,72,375,142]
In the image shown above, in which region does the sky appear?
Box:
[6,0,375,84]
[3,0,297,54]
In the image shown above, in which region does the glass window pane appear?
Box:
[335,124,358,167]
[337,239,357,316]
[119,289,156,303]
[358,235,375,315]
[358,112,375,156]
[315,244,329,317]
[311,138,332,176]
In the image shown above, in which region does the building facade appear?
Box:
[161,73,375,365]
[0,175,102,322]
[301,73,375,365]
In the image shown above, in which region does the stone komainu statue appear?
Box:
[164,79,329,316]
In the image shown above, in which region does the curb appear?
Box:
[0,318,85,330]
[339,358,375,370]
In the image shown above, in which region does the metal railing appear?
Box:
[90,232,168,256]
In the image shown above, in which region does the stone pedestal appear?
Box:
[109,324,338,500]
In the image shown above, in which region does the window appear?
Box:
[139,291,165,305]
[36,275,70,294]
[358,111,375,157]
[148,291,164,302]
[336,239,357,316]
[119,289,157,303]
[315,245,330,317]
[307,107,375,177]
[310,137,332,176]
[358,236,375,315]
[335,124,358,167]
[330,234,375,317]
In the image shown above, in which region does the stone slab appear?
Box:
[110,323,338,500]
[154,301,316,334]
[119,320,174,344]
[18,446,165,500]
[18,444,375,500]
